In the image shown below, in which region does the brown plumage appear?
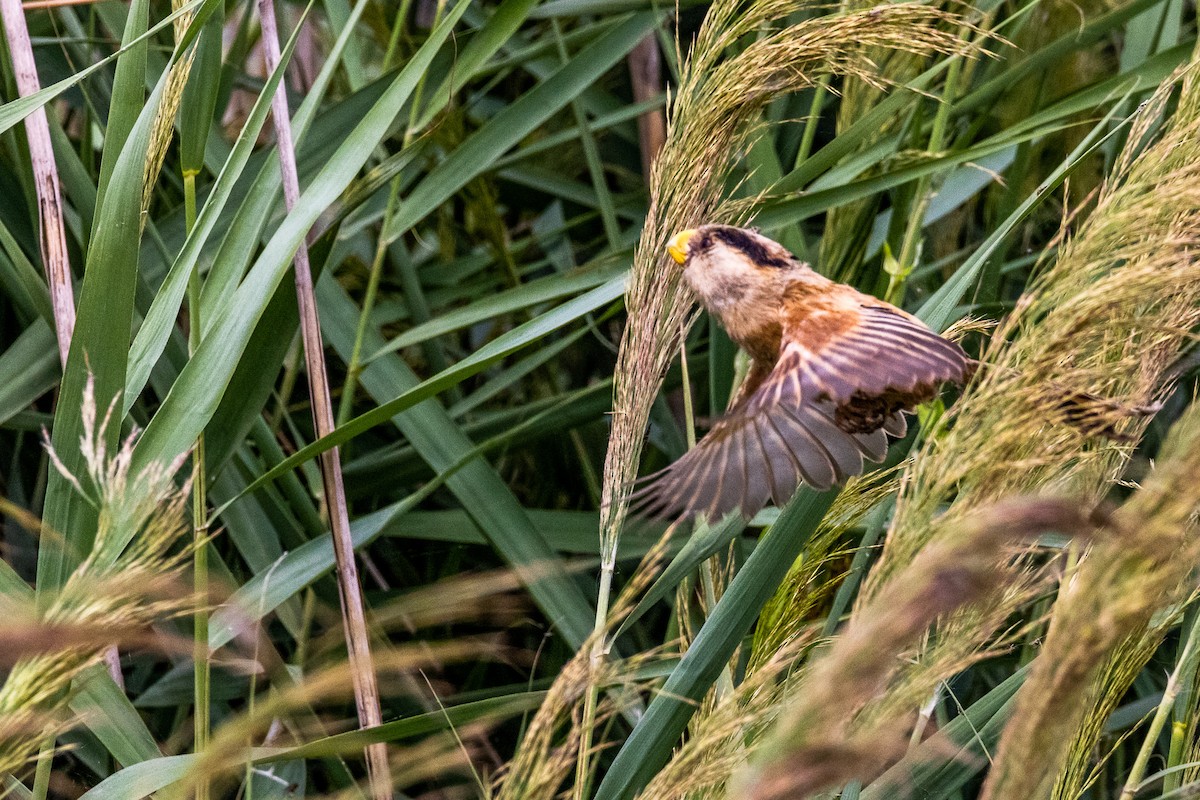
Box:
[632,225,973,521]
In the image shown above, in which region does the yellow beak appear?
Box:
[667,229,697,265]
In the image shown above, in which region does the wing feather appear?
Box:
[854,427,889,462]
[633,290,971,521]
[738,424,773,516]
[771,406,837,490]
[791,403,864,481]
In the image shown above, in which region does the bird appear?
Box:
[631,224,974,522]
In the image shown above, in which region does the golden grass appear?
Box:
[982,398,1200,800]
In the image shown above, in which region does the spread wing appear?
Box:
[631,301,971,521]
[764,301,972,411]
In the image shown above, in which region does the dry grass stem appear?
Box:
[255,1,390,795]
[0,0,76,366]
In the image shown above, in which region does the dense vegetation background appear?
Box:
[2,0,1200,796]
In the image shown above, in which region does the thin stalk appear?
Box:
[627,33,666,182]
[382,0,408,71]
[184,171,211,800]
[2,5,79,789]
[30,735,52,800]
[679,338,697,451]
[682,340,733,701]
[891,54,963,303]
[402,0,445,144]
[1164,720,1188,793]
[571,430,604,506]
[1165,604,1200,793]
[338,176,403,429]
[1119,610,1200,800]
[821,503,890,639]
[256,3,390,798]
[794,78,829,169]
[0,0,76,365]
[908,684,941,752]
[270,333,303,433]
[574,573,611,800]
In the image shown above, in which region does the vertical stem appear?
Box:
[1165,605,1200,793]
[0,0,76,366]
[256,3,391,797]
[679,338,696,450]
[794,79,829,169]
[184,172,211,800]
[627,33,666,183]
[893,55,962,298]
[30,737,52,800]
[1119,610,1200,800]
[574,567,612,800]
[338,176,403,429]
[680,339,733,700]
[552,19,620,249]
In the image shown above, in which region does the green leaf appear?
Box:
[369,262,623,359]
[130,0,472,474]
[0,0,216,136]
[916,99,1133,332]
[178,2,224,176]
[235,273,626,497]
[381,11,659,242]
[613,513,746,641]
[123,20,304,414]
[317,279,604,650]
[70,665,162,767]
[0,322,59,427]
[38,20,173,591]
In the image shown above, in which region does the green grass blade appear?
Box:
[130,0,471,474]
[234,273,626,498]
[381,11,658,242]
[123,22,303,414]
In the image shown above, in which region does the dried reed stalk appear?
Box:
[255,2,390,797]
[0,0,76,367]
[627,34,666,183]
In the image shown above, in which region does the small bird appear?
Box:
[633,225,973,521]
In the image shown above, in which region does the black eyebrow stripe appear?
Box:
[703,226,793,269]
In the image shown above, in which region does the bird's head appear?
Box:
[666,225,797,310]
